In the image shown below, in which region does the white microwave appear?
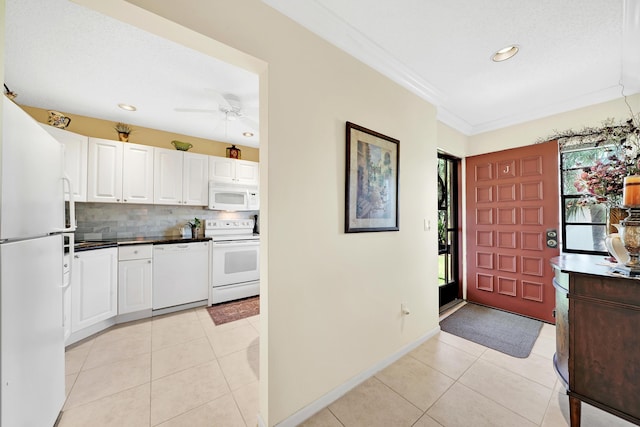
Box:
[208,182,259,211]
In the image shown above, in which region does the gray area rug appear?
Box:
[440,303,543,358]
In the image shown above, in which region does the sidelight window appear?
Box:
[560,144,622,254]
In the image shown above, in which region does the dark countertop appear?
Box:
[74,236,211,252]
[550,253,640,280]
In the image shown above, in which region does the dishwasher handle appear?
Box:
[155,245,189,251]
[154,242,208,252]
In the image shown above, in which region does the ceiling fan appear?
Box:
[175,90,258,133]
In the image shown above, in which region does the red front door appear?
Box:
[465,140,559,323]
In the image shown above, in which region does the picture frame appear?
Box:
[345,121,399,233]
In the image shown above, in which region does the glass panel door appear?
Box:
[438,153,460,308]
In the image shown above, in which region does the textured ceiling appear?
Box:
[4,0,640,147]
[4,0,260,147]
[265,0,640,135]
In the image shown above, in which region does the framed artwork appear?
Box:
[345,121,399,233]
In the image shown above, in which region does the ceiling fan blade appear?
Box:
[174,107,218,113]
[204,88,233,110]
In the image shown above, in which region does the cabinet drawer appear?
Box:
[118,244,152,260]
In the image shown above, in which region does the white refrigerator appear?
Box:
[0,96,74,426]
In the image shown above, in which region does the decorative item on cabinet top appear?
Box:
[171,140,193,151]
[226,144,241,159]
[114,122,133,142]
[48,110,72,129]
[3,83,17,101]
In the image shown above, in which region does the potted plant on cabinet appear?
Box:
[114,122,132,142]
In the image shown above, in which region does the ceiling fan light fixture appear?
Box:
[492,45,519,62]
[118,103,137,111]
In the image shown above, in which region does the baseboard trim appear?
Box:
[66,317,117,346]
[269,326,440,427]
[151,299,207,316]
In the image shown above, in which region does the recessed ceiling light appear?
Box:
[492,45,519,62]
[118,103,137,111]
[242,132,254,137]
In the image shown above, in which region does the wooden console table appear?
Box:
[551,254,640,427]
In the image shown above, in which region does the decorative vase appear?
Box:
[607,206,628,235]
[118,132,129,142]
[605,231,629,264]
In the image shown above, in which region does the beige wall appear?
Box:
[21,105,259,161]
[73,0,441,425]
[437,122,467,158]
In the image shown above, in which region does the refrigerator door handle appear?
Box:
[62,232,74,289]
[61,175,76,232]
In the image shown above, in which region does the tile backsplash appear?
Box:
[74,203,257,240]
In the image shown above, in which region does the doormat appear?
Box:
[439,303,543,358]
[207,296,259,325]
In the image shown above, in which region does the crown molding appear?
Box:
[264,0,640,137]
[263,0,446,105]
[468,86,627,135]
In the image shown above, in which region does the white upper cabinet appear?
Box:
[87,138,123,203]
[154,148,183,205]
[235,160,259,185]
[88,138,153,204]
[154,148,209,206]
[42,125,88,202]
[122,143,154,204]
[209,156,259,186]
[183,152,209,206]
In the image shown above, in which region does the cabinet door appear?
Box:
[208,156,235,184]
[154,148,183,205]
[235,160,259,186]
[42,125,88,202]
[183,152,209,205]
[118,259,152,314]
[123,143,154,204]
[71,248,118,332]
[87,138,123,203]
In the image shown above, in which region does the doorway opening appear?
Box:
[438,152,461,309]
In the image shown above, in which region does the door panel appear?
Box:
[465,141,559,323]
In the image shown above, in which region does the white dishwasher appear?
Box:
[152,241,210,311]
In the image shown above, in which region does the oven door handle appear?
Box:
[213,241,259,246]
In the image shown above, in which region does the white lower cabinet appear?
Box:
[71,247,118,334]
[118,245,153,314]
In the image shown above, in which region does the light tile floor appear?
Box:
[302,306,637,427]
[60,305,636,427]
[59,307,259,426]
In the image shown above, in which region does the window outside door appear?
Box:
[438,153,460,308]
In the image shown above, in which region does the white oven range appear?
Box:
[204,218,260,304]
